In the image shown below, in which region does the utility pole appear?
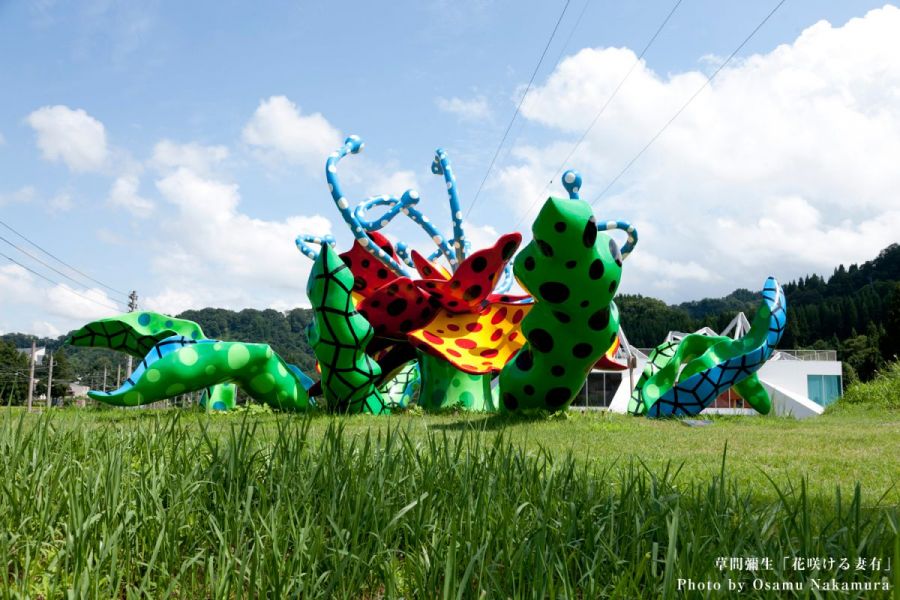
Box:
[116,363,121,387]
[46,353,54,409]
[126,290,138,375]
[103,365,108,392]
[26,339,36,412]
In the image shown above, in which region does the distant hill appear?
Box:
[2,245,898,390]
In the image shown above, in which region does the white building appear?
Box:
[573,313,841,419]
[16,345,46,366]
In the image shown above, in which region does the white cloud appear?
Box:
[151,139,229,175]
[145,166,332,313]
[242,95,343,172]
[0,263,118,335]
[436,95,491,121]
[108,175,154,217]
[368,169,419,197]
[26,105,108,172]
[0,186,36,207]
[48,192,74,212]
[492,5,900,301]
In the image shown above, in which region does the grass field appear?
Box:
[0,407,898,598]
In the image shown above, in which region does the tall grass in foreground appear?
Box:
[0,412,896,599]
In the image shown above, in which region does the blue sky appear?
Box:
[1,0,898,336]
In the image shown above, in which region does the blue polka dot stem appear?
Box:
[432,148,467,269]
[561,169,583,200]
[394,242,416,269]
[295,234,335,261]
[494,261,515,294]
[597,220,639,260]
[559,169,638,260]
[326,135,409,276]
[353,189,457,268]
[353,194,412,231]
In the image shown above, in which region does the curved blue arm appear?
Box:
[432,148,467,268]
[353,195,405,232]
[397,190,457,269]
[352,189,457,267]
[395,242,415,269]
[598,220,639,260]
[326,136,409,276]
[295,234,335,261]
[560,169,638,260]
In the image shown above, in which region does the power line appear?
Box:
[496,0,593,184]
[464,0,573,219]
[1,251,123,312]
[0,233,125,300]
[551,0,592,69]
[0,218,128,298]
[590,0,788,206]
[515,0,685,228]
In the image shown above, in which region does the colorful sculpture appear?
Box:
[307,243,388,414]
[498,193,623,412]
[69,131,788,419]
[88,336,311,411]
[630,278,786,417]
[67,312,237,410]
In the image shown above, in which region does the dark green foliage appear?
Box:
[678,288,759,320]
[620,244,900,381]
[33,348,74,401]
[0,340,29,405]
[615,295,695,348]
[178,307,317,373]
[828,361,900,413]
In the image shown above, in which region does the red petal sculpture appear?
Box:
[414,233,521,314]
[411,250,451,281]
[358,277,439,340]
[594,336,628,371]
[339,231,401,299]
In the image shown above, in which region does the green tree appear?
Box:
[0,340,29,405]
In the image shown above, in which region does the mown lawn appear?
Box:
[0,407,897,598]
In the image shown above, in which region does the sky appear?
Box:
[1,0,898,337]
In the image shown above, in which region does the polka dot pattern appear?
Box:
[408,302,532,374]
[338,231,403,298]
[357,277,437,339]
[499,195,623,413]
[414,232,522,313]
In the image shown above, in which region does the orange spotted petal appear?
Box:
[594,336,628,371]
[408,302,531,374]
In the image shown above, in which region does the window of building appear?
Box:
[807,374,842,406]
[573,372,622,408]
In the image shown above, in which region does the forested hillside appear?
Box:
[617,244,900,380]
[2,245,897,399]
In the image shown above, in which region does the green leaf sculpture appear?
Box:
[68,311,237,410]
[307,243,387,414]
